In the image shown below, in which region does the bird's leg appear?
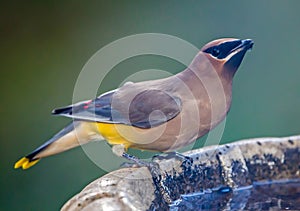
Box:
[121,152,149,167]
[112,144,149,167]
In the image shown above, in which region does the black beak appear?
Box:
[224,39,253,74]
[230,39,254,53]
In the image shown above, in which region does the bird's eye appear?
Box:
[211,48,220,57]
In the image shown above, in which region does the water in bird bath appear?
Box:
[169,179,300,211]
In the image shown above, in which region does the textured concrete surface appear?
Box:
[61,136,300,211]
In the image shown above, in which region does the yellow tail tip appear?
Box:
[14,157,40,170]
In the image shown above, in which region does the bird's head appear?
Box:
[201,38,253,77]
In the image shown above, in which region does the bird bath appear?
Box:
[62,136,300,211]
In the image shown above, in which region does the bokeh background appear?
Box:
[1,1,300,210]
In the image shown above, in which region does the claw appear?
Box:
[152,152,193,164]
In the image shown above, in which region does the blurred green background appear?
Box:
[1,1,300,210]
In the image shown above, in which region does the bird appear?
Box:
[14,38,253,170]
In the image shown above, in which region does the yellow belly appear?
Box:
[96,122,135,149]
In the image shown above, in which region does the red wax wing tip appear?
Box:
[83,100,93,109]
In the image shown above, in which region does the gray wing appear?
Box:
[52,89,182,129]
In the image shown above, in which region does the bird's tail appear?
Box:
[14,121,98,170]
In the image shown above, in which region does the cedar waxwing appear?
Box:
[15,38,253,170]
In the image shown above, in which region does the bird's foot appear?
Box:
[152,151,193,165]
[120,161,143,168]
[121,152,160,169]
[120,152,150,168]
